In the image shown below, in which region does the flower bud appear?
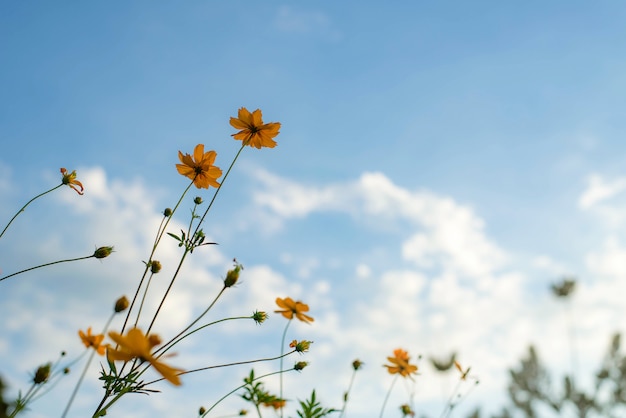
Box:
[94,246,114,259]
[198,407,206,415]
[194,196,203,205]
[150,260,162,274]
[294,361,308,371]
[114,296,129,313]
[224,260,243,288]
[252,310,267,324]
[239,410,248,416]
[352,359,363,370]
[163,208,173,217]
[33,363,51,384]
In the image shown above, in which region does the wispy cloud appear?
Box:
[274,6,341,40]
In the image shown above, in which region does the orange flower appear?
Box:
[274,297,314,323]
[60,168,84,195]
[79,327,105,356]
[384,348,418,378]
[176,144,222,189]
[230,107,281,149]
[107,327,183,386]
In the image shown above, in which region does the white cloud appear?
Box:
[274,6,340,40]
[579,173,626,210]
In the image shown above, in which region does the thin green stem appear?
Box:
[141,350,296,387]
[120,181,193,335]
[201,369,290,418]
[279,320,292,418]
[0,255,94,282]
[0,184,63,239]
[155,286,227,355]
[146,248,189,334]
[379,375,399,418]
[439,379,463,418]
[338,368,358,418]
[192,144,245,239]
[155,315,250,357]
[133,272,156,328]
[61,312,116,418]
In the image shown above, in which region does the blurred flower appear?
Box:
[114,295,130,313]
[400,404,415,417]
[79,327,106,355]
[150,260,162,274]
[230,107,281,149]
[33,363,51,384]
[384,348,418,378]
[60,168,84,195]
[352,359,364,370]
[294,361,308,371]
[107,328,183,386]
[176,144,222,189]
[274,297,314,323]
[551,277,577,298]
[429,352,456,372]
[289,340,312,353]
[454,360,471,380]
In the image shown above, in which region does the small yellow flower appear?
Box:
[384,348,418,379]
[274,297,314,323]
[60,168,84,195]
[79,327,106,355]
[230,107,281,149]
[176,144,223,189]
[107,327,183,386]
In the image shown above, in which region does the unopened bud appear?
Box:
[33,363,51,384]
[224,260,243,288]
[150,260,162,274]
[198,407,206,415]
[114,296,129,313]
[163,208,173,217]
[194,196,203,205]
[294,361,308,371]
[352,359,363,370]
[94,246,114,259]
[252,310,267,324]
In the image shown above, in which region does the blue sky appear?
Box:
[3,1,626,417]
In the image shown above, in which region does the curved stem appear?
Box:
[192,144,245,239]
[379,375,399,418]
[279,320,291,418]
[141,350,296,387]
[155,315,249,357]
[0,254,94,282]
[338,368,358,418]
[61,313,116,418]
[0,184,63,239]
[201,369,291,418]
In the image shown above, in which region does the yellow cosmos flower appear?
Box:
[384,348,418,378]
[230,107,281,149]
[79,327,105,356]
[60,168,84,195]
[274,297,314,323]
[107,327,183,386]
[176,144,223,189]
